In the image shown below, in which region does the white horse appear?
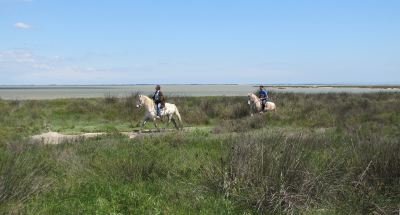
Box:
[247,93,276,116]
[136,95,183,130]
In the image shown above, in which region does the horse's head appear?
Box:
[247,93,257,105]
[136,95,144,108]
[136,95,154,110]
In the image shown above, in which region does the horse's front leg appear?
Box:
[250,104,255,116]
[146,111,160,132]
[140,116,149,132]
[140,120,146,133]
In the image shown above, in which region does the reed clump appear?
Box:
[205,128,400,214]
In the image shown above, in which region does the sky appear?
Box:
[0,0,399,85]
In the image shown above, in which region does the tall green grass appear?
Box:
[0,93,399,214]
[1,132,236,214]
[206,129,400,214]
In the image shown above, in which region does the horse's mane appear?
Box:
[140,94,150,100]
[140,95,155,106]
[249,93,259,101]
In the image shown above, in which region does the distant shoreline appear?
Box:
[1,84,399,100]
[1,84,399,90]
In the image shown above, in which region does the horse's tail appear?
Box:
[174,106,183,128]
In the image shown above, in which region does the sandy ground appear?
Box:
[30,128,185,144]
[30,131,134,144]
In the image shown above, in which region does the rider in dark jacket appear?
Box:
[258,85,268,111]
[152,85,165,117]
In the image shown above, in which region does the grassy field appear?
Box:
[0,92,399,214]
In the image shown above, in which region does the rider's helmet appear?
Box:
[156,85,161,90]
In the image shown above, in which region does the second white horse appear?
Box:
[247,93,276,116]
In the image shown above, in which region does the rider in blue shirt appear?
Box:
[258,85,268,111]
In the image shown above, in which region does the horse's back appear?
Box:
[164,102,179,114]
[165,102,177,109]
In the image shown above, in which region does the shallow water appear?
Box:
[0,85,399,100]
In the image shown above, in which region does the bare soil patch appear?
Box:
[30,128,188,144]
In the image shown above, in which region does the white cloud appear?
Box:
[0,50,35,63]
[0,50,135,84]
[0,49,304,84]
[14,22,31,29]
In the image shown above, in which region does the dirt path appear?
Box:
[30,128,196,145]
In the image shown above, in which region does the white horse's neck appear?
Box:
[251,94,260,103]
[251,94,262,111]
[142,96,156,113]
